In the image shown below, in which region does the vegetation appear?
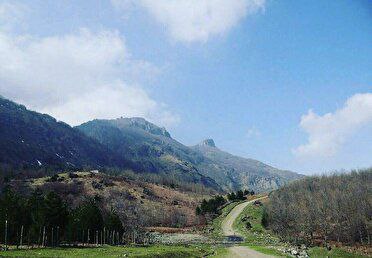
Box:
[263,169,371,246]
[0,187,126,247]
[195,195,226,215]
[195,190,253,217]
[307,247,369,258]
[227,189,253,201]
[0,244,220,257]
[209,202,242,238]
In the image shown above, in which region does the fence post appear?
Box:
[42,226,46,247]
[51,227,54,247]
[87,229,90,245]
[4,220,8,250]
[103,227,106,245]
[20,225,24,247]
[56,226,59,247]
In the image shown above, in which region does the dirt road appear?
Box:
[221,197,275,258]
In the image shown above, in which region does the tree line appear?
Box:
[0,187,131,248]
[263,169,371,245]
[196,189,254,216]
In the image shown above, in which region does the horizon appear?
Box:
[0,0,371,174]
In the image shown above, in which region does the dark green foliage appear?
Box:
[236,190,244,200]
[0,188,125,246]
[261,206,269,229]
[227,189,249,201]
[0,187,30,244]
[264,169,372,245]
[245,221,252,229]
[105,210,124,234]
[227,192,236,201]
[196,195,226,215]
[67,199,104,237]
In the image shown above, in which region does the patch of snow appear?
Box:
[66,162,75,167]
[55,153,63,158]
[36,160,42,166]
[69,151,74,156]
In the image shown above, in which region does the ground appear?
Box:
[0,245,229,258]
[1,196,370,257]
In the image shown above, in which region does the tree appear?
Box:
[67,199,104,242]
[227,192,236,201]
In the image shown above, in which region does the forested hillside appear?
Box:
[263,169,372,246]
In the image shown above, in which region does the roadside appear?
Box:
[220,197,278,258]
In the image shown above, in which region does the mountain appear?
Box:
[0,97,128,171]
[0,97,220,191]
[76,118,220,190]
[77,119,302,193]
[0,96,302,192]
[192,139,303,192]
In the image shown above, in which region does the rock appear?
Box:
[245,221,252,229]
[291,249,298,255]
[299,250,308,257]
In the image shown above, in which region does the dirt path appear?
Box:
[221,197,275,258]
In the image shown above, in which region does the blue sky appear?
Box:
[0,0,371,174]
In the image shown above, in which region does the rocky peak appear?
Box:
[114,117,171,138]
[199,139,216,148]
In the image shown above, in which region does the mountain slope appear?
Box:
[192,139,303,192]
[76,118,220,190]
[0,97,221,191]
[0,97,130,171]
[77,118,302,193]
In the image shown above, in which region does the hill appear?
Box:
[0,97,127,171]
[77,119,302,193]
[263,168,371,252]
[192,139,303,192]
[76,118,219,190]
[0,97,220,191]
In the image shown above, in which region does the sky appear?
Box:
[0,0,371,174]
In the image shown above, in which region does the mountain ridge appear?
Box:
[0,96,302,192]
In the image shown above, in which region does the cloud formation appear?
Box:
[246,126,261,138]
[112,0,265,43]
[0,2,178,127]
[293,93,372,159]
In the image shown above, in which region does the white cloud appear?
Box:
[293,93,372,158]
[0,26,178,127]
[112,0,265,43]
[246,126,261,138]
[0,1,28,30]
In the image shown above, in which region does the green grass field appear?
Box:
[0,245,220,258]
[307,247,369,258]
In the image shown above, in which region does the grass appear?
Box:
[233,201,281,245]
[307,247,369,258]
[0,244,219,258]
[209,201,243,239]
[246,245,291,257]
[232,201,287,257]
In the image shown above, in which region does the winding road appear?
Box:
[221,197,275,258]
